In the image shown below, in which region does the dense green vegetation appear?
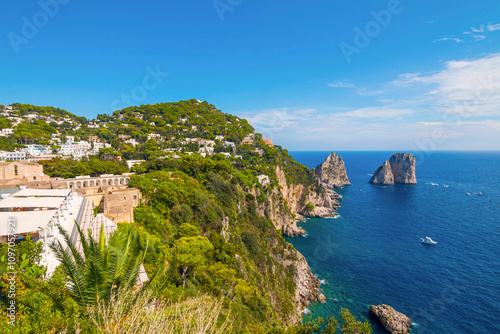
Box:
[39,157,128,178]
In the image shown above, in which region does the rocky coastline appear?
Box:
[369,304,413,334]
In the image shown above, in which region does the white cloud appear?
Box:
[392,53,500,117]
[327,81,355,88]
[335,107,415,119]
[486,23,500,31]
[461,22,500,41]
[378,99,394,104]
[471,25,485,33]
[434,37,463,43]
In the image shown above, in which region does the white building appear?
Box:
[215,135,224,141]
[0,151,26,161]
[125,138,139,146]
[257,175,270,186]
[24,145,51,157]
[0,128,13,136]
[66,136,75,144]
[0,189,117,278]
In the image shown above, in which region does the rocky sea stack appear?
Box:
[369,153,417,185]
[314,152,351,189]
[369,304,412,334]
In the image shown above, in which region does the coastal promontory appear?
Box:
[314,152,351,189]
[369,304,412,334]
[369,153,417,185]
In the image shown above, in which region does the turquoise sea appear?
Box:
[286,151,500,334]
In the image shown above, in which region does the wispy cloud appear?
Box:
[463,32,486,41]
[328,81,384,96]
[391,53,500,117]
[461,22,500,41]
[327,81,355,88]
[434,37,463,43]
[335,107,416,119]
[487,23,500,31]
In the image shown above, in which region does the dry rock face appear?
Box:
[370,153,417,185]
[314,152,351,189]
[255,166,341,234]
[369,304,412,334]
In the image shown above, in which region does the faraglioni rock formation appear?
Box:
[369,304,412,334]
[314,152,351,189]
[369,153,417,185]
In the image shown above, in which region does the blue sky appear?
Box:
[1,0,499,150]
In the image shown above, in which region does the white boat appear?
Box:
[420,236,437,245]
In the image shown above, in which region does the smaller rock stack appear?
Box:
[369,153,417,185]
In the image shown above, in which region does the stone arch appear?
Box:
[114,179,119,185]
[69,182,74,189]
[119,178,124,185]
[83,181,88,187]
[90,180,95,186]
[76,181,82,188]
[96,180,100,186]
[125,178,130,184]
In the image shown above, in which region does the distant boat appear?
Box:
[475,192,483,196]
[420,236,437,245]
[466,192,471,196]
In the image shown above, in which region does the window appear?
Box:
[14,165,18,176]
[123,197,127,200]
[33,176,36,180]
[133,195,137,200]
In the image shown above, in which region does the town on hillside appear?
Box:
[0,101,273,164]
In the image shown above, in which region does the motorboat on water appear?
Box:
[420,236,437,245]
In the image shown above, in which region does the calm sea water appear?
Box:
[287,151,500,334]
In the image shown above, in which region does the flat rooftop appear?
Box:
[13,189,71,197]
[0,210,57,235]
[0,196,65,209]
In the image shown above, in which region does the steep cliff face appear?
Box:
[283,249,321,317]
[389,153,417,184]
[369,161,394,184]
[253,167,341,236]
[251,165,339,314]
[314,152,351,189]
[370,153,417,185]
